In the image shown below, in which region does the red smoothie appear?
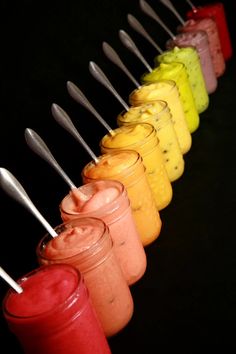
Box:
[3,264,111,354]
[187,2,232,61]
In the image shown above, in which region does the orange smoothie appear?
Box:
[82,150,162,246]
[100,124,173,211]
[117,101,185,182]
[140,64,200,134]
[60,180,147,285]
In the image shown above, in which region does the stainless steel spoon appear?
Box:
[88,61,130,111]
[159,0,186,25]
[139,0,176,39]
[119,29,152,73]
[51,103,99,163]
[127,13,163,54]
[25,128,89,200]
[24,128,76,189]
[102,41,140,88]
[0,167,58,237]
[66,80,114,135]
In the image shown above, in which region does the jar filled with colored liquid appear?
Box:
[3,264,111,354]
[156,48,209,114]
[99,124,173,211]
[37,217,134,337]
[179,18,225,77]
[166,31,217,94]
[186,2,232,61]
[60,179,147,285]
[82,150,162,247]
[117,101,184,182]
[131,72,197,140]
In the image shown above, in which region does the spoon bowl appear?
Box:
[89,61,130,111]
[0,168,58,238]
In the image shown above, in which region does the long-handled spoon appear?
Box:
[127,13,163,54]
[102,41,141,89]
[119,29,152,73]
[0,168,58,238]
[102,41,140,88]
[89,61,130,111]
[51,103,99,163]
[24,128,89,202]
[139,0,176,39]
[66,81,114,135]
[0,266,23,294]
[25,128,76,189]
[159,0,186,25]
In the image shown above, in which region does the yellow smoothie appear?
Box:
[129,79,193,152]
[99,124,173,212]
[156,47,209,114]
[140,64,199,134]
[82,150,162,246]
[117,101,185,182]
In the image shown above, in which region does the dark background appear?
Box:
[0,0,236,353]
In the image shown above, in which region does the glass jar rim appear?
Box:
[60,179,127,218]
[3,264,82,320]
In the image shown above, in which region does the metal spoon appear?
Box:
[25,128,76,189]
[88,61,130,111]
[0,168,58,238]
[159,0,186,25]
[127,13,163,54]
[66,80,114,135]
[51,103,99,163]
[25,128,89,201]
[102,41,140,88]
[139,0,176,39]
[119,29,152,73]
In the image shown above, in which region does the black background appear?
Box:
[0,0,236,353]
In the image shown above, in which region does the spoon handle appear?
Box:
[159,0,186,25]
[119,29,152,73]
[24,128,76,189]
[102,41,140,88]
[0,266,23,294]
[0,168,57,237]
[66,81,113,133]
[139,0,176,39]
[89,61,130,111]
[127,14,163,54]
[51,103,99,163]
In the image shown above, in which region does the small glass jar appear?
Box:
[179,18,225,77]
[156,48,209,114]
[117,101,185,182]
[99,124,173,211]
[60,180,147,285]
[186,2,233,61]
[82,150,163,246]
[3,264,111,354]
[131,74,197,140]
[36,217,134,337]
[166,30,217,94]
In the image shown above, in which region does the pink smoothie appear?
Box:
[60,180,147,286]
[3,264,111,354]
[166,30,217,94]
[37,218,134,337]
